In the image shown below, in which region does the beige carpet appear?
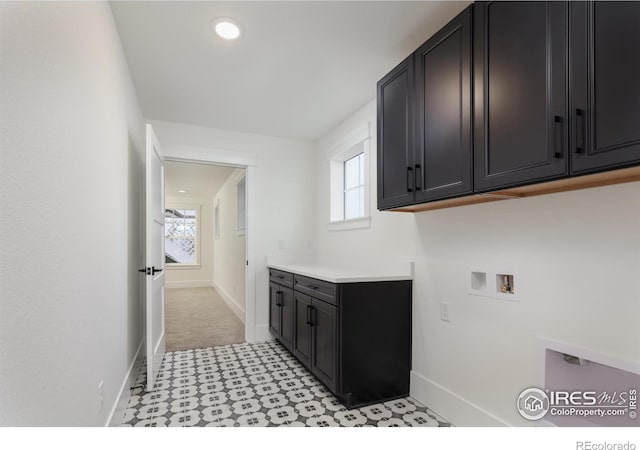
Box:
[165,287,245,352]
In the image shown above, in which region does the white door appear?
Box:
[145,124,166,391]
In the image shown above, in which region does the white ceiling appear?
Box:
[165,161,236,199]
[111,1,470,141]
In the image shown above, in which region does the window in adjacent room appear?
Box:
[237,176,246,235]
[214,200,220,240]
[329,125,371,230]
[165,207,200,265]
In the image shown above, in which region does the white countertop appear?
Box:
[267,261,413,283]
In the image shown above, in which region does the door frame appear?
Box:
[162,143,258,342]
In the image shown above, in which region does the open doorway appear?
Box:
[163,161,247,351]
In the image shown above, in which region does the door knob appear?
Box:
[138,267,151,275]
[152,266,164,275]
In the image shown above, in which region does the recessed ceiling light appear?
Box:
[212,19,241,40]
[179,190,186,193]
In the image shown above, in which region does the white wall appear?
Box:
[313,100,640,426]
[0,2,144,426]
[213,169,247,322]
[148,120,317,341]
[165,195,215,288]
[314,100,416,265]
[412,182,640,426]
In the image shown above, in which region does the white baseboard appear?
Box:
[165,280,214,289]
[410,370,512,427]
[254,324,272,343]
[107,339,144,427]
[213,281,245,324]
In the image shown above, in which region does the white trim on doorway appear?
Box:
[162,143,257,342]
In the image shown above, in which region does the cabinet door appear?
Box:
[279,287,294,351]
[268,282,280,338]
[570,1,640,174]
[311,299,338,392]
[293,292,312,368]
[377,55,415,209]
[414,5,473,202]
[474,1,568,191]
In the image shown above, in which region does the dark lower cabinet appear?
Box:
[309,297,338,392]
[294,292,338,392]
[338,282,412,408]
[570,1,640,174]
[293,293,312,367]
[268,283,280,337]
[279,288,294,350]
[268,281,293,352]
[474,1,568,192]
[270,270,412,409]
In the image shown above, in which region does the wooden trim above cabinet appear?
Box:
[390,165,640,213]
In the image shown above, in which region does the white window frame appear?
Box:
[328,124,371,231]
[165,203,202,269]
[342,151,366,220]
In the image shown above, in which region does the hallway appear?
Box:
[165,287,244,352]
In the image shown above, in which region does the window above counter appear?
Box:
[328,124,372,230]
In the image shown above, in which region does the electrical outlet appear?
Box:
[98,380,104,412]
[440,302,452,322]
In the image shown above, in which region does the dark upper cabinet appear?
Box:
[474,1,568,192]
[377,6,473,209]
[376,1,640,211]
[570,1,640,174]
[377,55,415,209]
[414,5,473,202]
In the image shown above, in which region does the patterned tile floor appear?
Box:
[122,340,452,427]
